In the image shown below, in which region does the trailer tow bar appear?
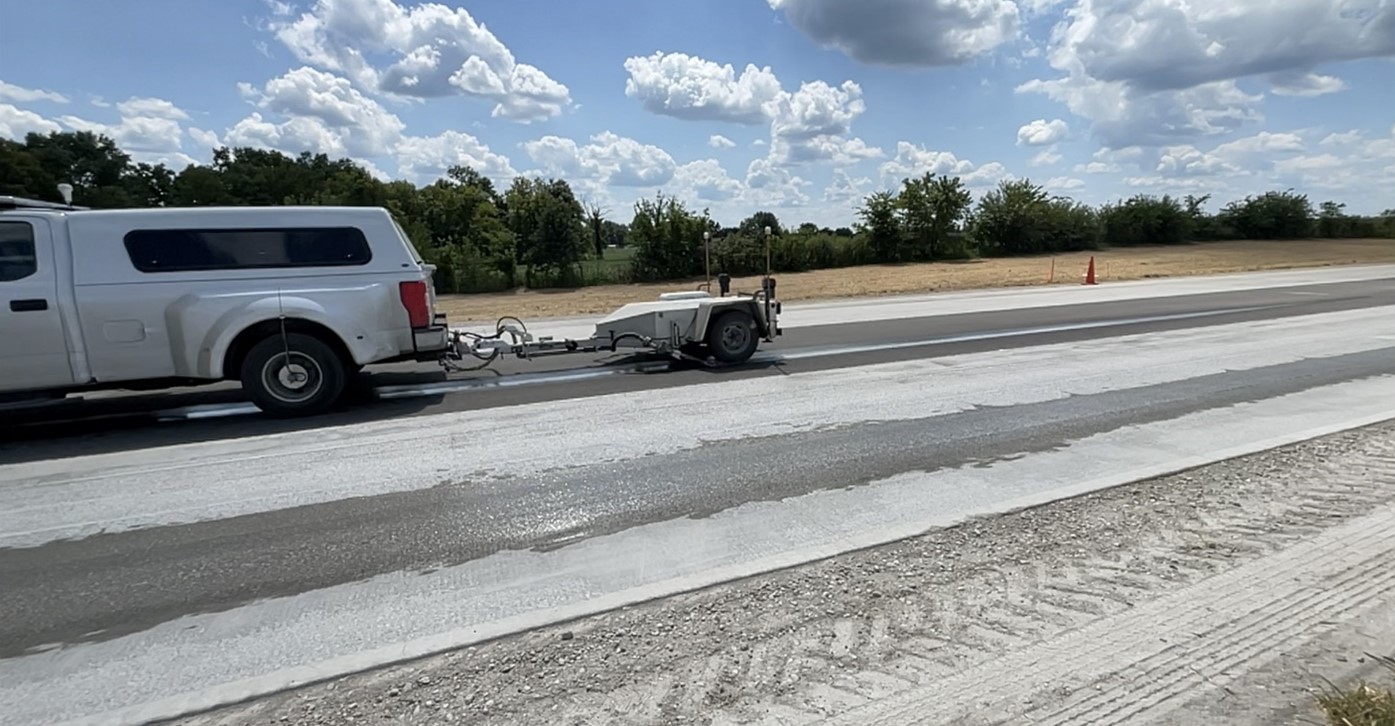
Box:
[439,316,704,373]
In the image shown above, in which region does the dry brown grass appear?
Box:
[1314,655,1395,726]
[436,238,1395,323]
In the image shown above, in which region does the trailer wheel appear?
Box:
[707,309,760,364]
[240,333,347,417]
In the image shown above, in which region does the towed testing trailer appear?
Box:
[441,275,782,372]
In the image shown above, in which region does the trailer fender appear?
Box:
[691,298,771,341]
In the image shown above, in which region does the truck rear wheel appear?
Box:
[240,333,347,417]
[706,308,760,364]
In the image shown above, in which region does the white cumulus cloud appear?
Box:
[523,132,678,188]
[624,52,784,125]
[1016,118,1069,146]
[231,67,406,157]
[394,129,516,183]
[271,0,571,122]
[0,81,70,104]
[0,103,62,138]
[673,159,745,202]
[1018,0,1395,148]
[708,134,736,149]
[116,97,190,120]
[624,51,878,167]
[879,142,1011,189]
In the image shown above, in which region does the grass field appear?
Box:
[437,238,1395,323]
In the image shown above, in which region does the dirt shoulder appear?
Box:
[436,238,1395,322]
[184,420,1395,726]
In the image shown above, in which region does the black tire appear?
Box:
[706,308,760,364]
[239,333,348,417]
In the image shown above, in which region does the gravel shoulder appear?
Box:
[179,420,1395,726]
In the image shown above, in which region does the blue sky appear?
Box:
[2,0,1393,227]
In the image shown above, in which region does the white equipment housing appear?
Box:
[595,291,755,341]
[445,280,782,370]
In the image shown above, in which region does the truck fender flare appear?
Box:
[201,296,343,380]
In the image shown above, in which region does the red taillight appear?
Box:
[399,280,430,328]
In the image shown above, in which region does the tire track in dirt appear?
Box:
[830,505,1395,725]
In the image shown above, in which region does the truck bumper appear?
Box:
[413,325,450,354]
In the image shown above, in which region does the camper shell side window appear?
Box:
[123,226,373,273]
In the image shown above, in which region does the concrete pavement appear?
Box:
[1,267,1394,725]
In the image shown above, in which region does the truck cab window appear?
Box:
[0,222,37,282]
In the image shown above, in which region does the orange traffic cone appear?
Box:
[1083,256,1098,285]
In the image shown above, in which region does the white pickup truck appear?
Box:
[0,195,451,417]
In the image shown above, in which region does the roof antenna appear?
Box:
[57,183,74,206]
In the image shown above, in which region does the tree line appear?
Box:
[2,130,1391,295]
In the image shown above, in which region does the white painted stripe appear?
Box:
[774,305,1274,361]
[154,403,259,421]
[3,305,1394,549]
[10,376,1395,726]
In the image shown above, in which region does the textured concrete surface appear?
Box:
[180,422,1395,726]
[1,269,1393,725]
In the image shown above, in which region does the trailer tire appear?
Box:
[240,333,347,418]
[707,309,760,364]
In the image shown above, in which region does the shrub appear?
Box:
[969,179,1052,256]
[1219,190,1315,239]
[1099,194,1191,246]
[1040,198,1102,252]
[628,192,710,281]
[970,179,1099,255]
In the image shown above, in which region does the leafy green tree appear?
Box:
[600,219,630,248]
[168,165,235,206]
[857,190,901,262]
[505,176,587,284]
[970,179,1100,255]
[969,179,1051,256]
[1219,190,1314,239]
[120,162,177,207]
[1098,194,1191,247]
[896,173,973,260]
[23,130,140,207]
[738,210,783,238]
[447,165,501,206]
[1317,201,1350,238]
[1038,198,1101,252]
[0,138,59,200]
[629,191,710,281]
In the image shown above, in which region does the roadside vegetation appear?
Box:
[3,130,1393,296]
[1315,655,1395,726]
